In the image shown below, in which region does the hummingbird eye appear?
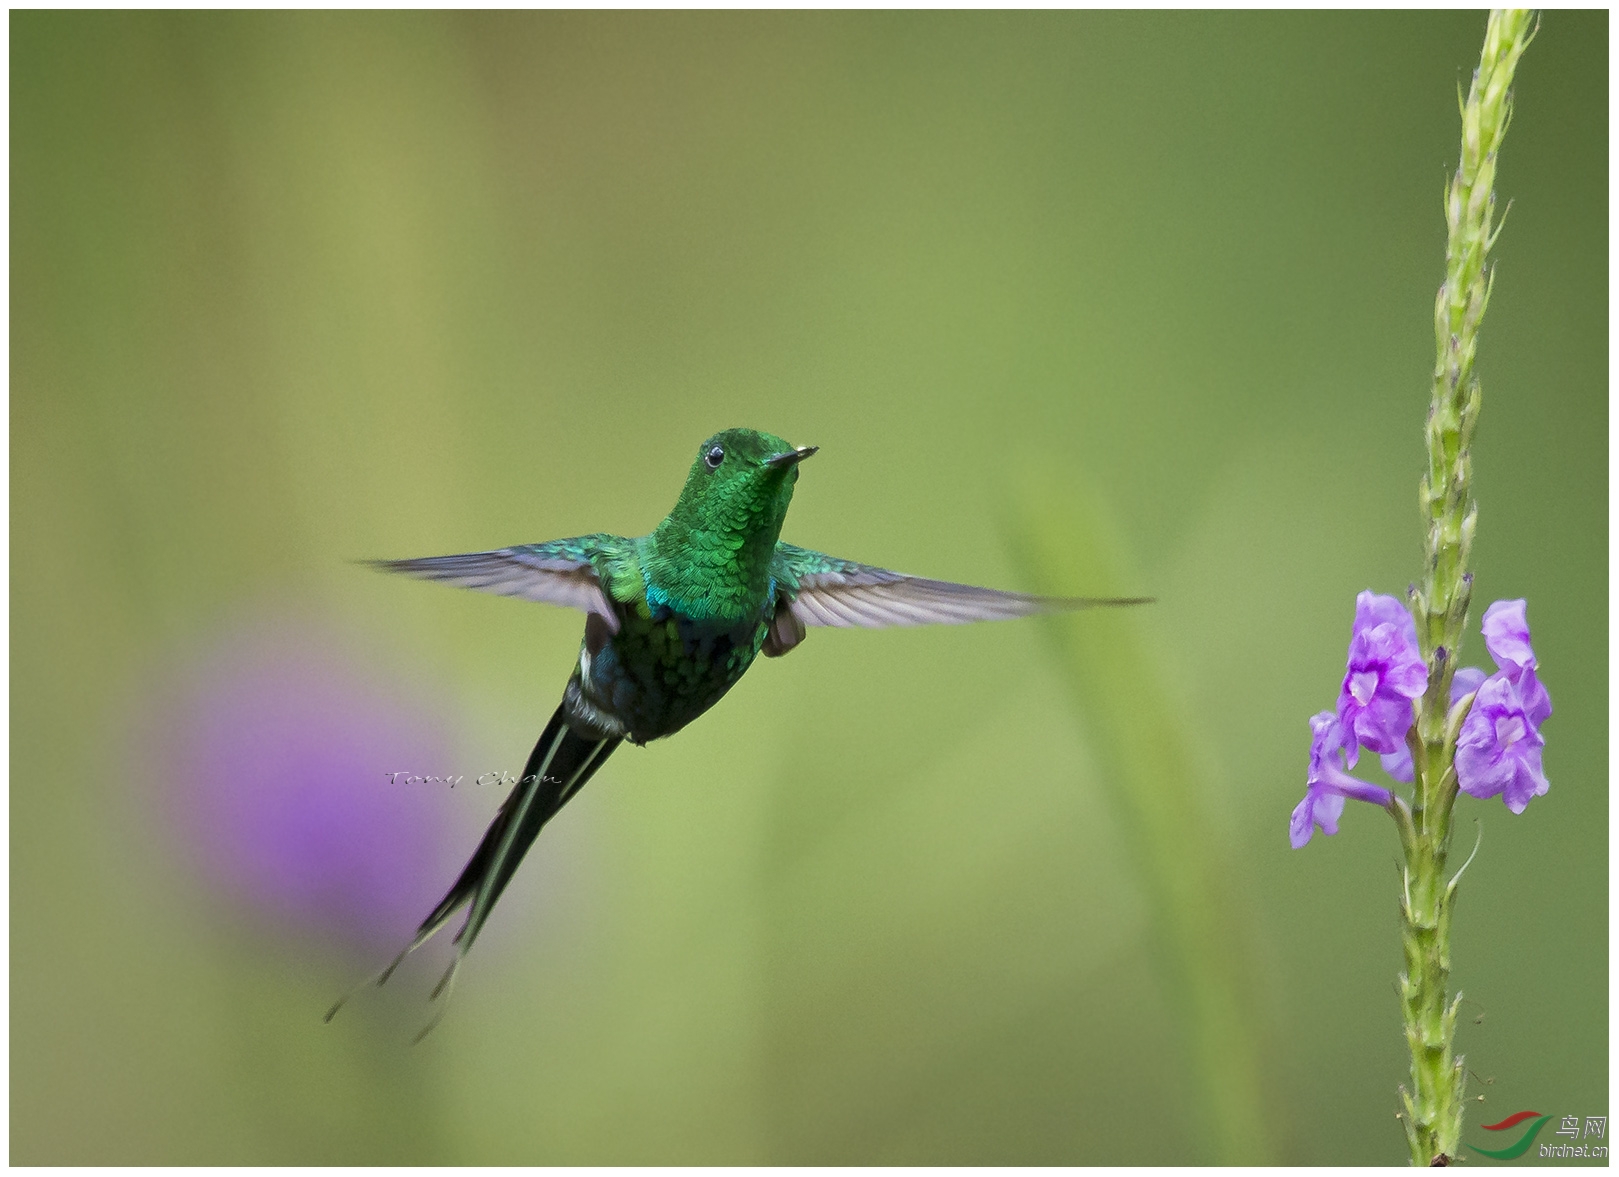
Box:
[704,445,725,469]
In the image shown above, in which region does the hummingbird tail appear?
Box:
[326,702,620,1036]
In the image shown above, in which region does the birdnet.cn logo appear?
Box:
[1470,1111,1607,1160]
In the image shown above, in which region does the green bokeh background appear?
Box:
[12,11,1606,1165]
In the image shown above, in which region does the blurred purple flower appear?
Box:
[1291,712,1394,848]
[1336,591,1428,766]
[145,618,459,948]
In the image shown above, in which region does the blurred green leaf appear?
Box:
[1008,471,1277,1163]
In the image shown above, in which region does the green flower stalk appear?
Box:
[1398,11,1535,1166]
[1414,7,1535,747]
[1287,11,1544,1167]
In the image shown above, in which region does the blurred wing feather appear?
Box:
[774,542,1149,629]
[368,538,622,632]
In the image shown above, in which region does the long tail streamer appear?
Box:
[326,704,619,1039]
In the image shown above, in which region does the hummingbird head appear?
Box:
[659,428,816,566]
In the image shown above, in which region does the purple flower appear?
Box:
[1378,667,1489,783]
[1449,665,1490,701]
[1335,591,1429,765]
[1480,599,1535,674]
[1291,712,1395,848]
[139,617,464,950]
[1455,672,1548,813]
[1480,598,1552,726]
[1454,599,1551,811]
[1378,747,1414,784]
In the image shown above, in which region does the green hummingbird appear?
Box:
[330,428,1147,1037]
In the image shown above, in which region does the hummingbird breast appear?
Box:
[572,596,772,745]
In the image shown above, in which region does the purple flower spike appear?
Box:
[1455,673,1549,813]
[1336,591,1429,765]
[1292,712,1395,848]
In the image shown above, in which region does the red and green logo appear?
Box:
[1472,1110,1553,1159]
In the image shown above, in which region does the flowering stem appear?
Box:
[1399,10,1534,1165]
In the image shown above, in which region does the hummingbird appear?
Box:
[329,428,1148,1037]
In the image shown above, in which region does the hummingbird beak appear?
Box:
[764,445,818,469]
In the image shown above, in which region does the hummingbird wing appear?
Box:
[368,535,628,633]
[771,542,1150,633]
